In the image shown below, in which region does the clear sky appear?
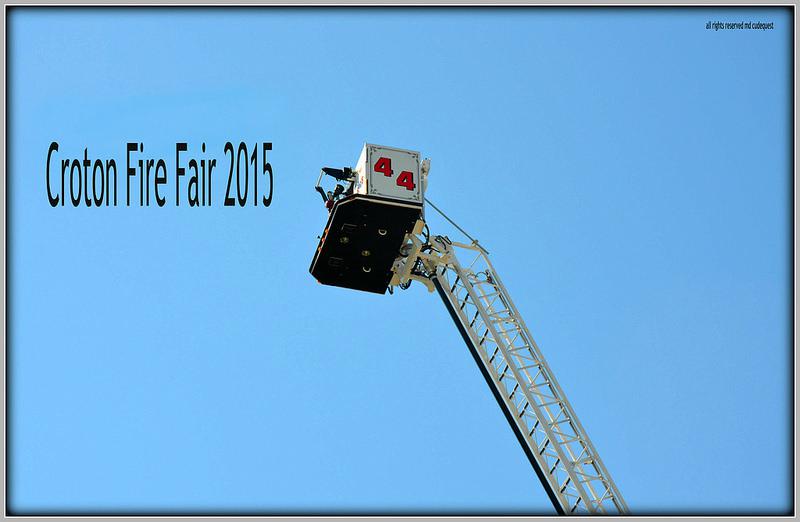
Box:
[8,7,792,515]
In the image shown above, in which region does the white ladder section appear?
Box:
[416,237,628,515]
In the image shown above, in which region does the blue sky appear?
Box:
[8,7,792,514]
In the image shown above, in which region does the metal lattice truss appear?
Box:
[393,232,628,515]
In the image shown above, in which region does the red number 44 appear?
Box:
[373,157,416,191]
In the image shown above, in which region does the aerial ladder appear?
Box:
[310,144,628,515]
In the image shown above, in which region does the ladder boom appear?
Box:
[420,238,628,515]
